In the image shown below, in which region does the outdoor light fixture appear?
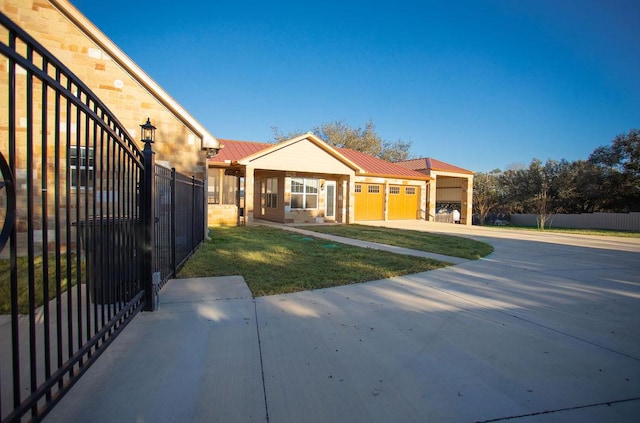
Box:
[203,135,223,158]
[206,147,221,158]
[140,117,156,144]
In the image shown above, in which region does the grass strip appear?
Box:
[486,225,640,238]
[299,224,494,259]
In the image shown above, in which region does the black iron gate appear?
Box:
[0,12,204,422]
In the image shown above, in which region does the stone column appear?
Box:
[428,177,437,222]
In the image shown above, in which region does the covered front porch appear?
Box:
[208,134,360,226]
[252,170,352,224]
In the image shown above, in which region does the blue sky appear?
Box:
[70,0,639,172]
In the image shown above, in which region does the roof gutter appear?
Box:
[358,172,433,181]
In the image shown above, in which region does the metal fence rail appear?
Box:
[153,165,204,288]
[0,12,205,422]
[154,165,174,287]
[174,172,205,271]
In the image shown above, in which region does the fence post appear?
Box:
[171,168,176,278]
[141,139,156,311]
[192,175,196,250]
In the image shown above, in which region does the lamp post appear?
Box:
[140,117,156,150]
[140,118,156,310]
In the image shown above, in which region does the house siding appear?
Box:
[246,139,354,175]
[207,138,446,226]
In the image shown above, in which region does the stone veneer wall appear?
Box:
[1,0,208,179]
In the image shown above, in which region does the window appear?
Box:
[354,184,362,193]
[208,170,240,205]
[405,187,416,195]
[389,186,400,195]
[69,146,94,189]
[290,178,318,209]
[368,185,380,194]
[266,177,278,208]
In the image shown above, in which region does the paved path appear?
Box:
[47,222,640,422]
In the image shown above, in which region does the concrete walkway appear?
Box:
[46,222,640,422]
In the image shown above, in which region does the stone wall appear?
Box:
[1,0,210,178]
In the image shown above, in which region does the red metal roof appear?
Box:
[395,158,429,171]
[210,139,272,163]
[396,157,473,175]
[337,148,430,180]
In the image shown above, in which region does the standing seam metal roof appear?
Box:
[337,148,430,180]
[396,157,473,174]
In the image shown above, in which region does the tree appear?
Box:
[589,129,640,212]
[272,119,412,161]
[486,129,638,229]
[380,139,413,162]
[271,126,304,144]
[473,170,501,225]
[555,160,605,213]
[499,159,563,229]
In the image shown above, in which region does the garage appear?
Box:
[388,185,420,220]
[354,183,384,221]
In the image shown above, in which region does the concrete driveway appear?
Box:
[47,222,640,422]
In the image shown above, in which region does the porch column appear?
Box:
[428,177,437,222]
[463,175,473,225]
[245,165,255,224]
[420,183,427,220]
[383,182,389,221]
[344,179,353,224]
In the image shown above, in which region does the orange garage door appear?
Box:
[388,185,420,220]
[354,183,384,221]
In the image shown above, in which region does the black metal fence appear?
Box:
[0,12,204,422]
[153,165,205,289]
[174,172,205,273]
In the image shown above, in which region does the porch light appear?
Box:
[140,117,156,144]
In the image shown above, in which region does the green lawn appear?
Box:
[0,254,79,314]
[178,226,456,296]
[488,225,640,238]
[2,225,494,311]
[299,224,494,259]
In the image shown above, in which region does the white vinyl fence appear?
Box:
[510,213,640,231]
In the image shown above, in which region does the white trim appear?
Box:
[325,181,336,218]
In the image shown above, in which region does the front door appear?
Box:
[325,181,336,219]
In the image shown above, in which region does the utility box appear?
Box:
[76,218,139,304]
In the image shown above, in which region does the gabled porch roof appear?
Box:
[210,135,431,181]
[236,133,365,173]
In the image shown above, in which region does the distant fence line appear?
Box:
[510,213,640,231]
